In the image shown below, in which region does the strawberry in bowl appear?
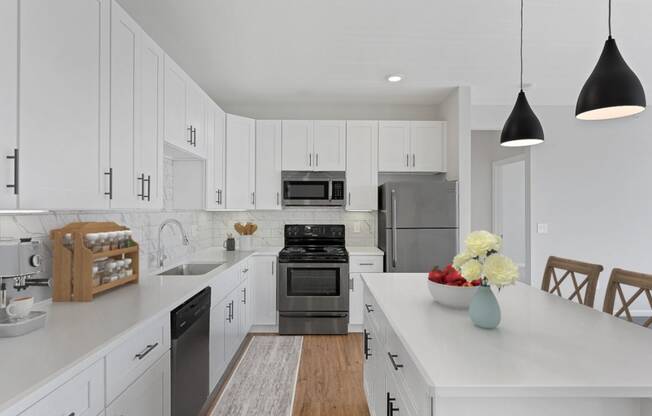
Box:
[427,264,481,309]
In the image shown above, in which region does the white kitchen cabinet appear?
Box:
[225,114,255,210]
[106,350,171,416]
[378,121,446,173]
[314,120,346,170]
[238,261,253,335]
[209,296,228,391]
[205,101,226,210]
[255,120,282,210]
[346,121,378,211]
[410,121,446,172]
[252,255,277,326]
[281,120,313,170]
[19,0,111,209]
[19,359,105,416]
[282,120,345,171]
[0,0,18,209]
[349,255,383,327]
[186,82,206,157]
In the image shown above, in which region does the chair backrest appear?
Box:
[603,268,652,328]
[541,256,604,307]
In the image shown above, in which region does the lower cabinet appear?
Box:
[251,255,277,326]
[349,255,383,327]
[106,350,171,416]
[209,297,229,391]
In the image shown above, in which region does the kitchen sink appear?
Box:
[157,263,224,276]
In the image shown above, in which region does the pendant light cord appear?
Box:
[608,0,612,38]
[520,0,524,91]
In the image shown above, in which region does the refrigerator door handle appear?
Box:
[391,189,398,268]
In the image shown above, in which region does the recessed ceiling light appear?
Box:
[386,74,404,83]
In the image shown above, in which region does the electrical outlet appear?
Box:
[354,222,361,233]
[537,223,549,234]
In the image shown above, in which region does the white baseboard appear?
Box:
[348,324,363,333]
[250,324,278,333]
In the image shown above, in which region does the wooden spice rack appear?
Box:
[50,222,139,302]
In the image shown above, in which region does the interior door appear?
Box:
[0,0,18,209]
[410,121,446,172]
[385,228,458,272]
[163,56,188,150]
[225,114,255,209]
[282,120,313,171]
[109,1,139,209]
[378,121,410,172]
[313,120,346,171]
[346,121,378,210]
[19,0,110,209]
[139,31,164,208]
[255,120,282,209]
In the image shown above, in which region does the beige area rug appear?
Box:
[211,336,303,416]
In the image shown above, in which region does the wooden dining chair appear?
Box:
[603,268,652,328]
[541,256,604,307]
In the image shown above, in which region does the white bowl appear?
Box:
[427,280,478,309]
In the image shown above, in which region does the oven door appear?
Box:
[278,262,349,312]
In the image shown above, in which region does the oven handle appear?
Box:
[328,179,332,201]
[279,312,348,318]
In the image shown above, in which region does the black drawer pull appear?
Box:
[365,303,374,313]
[364,329,372,359]
[387,393,399,415]
[388,352,403,370]
[134,342,159,360]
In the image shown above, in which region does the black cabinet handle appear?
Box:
[134,342,159,360]
[146,175,151,201]
[365,303,374,313]
[388,352,403,370]
[192,127,197,146]
[364,329,372,359]
[137,173,145,200]
[187,125,193,145]
[387,392,399,415]
[6,148,18,195]
[242,287,247,304]
[104,168,113,199]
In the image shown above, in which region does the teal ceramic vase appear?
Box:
[469,285,501,329]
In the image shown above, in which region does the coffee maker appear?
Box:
[0,238,47,311]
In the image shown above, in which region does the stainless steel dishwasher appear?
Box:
[171,287,211,416]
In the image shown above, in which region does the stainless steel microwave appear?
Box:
[282,171,345,207]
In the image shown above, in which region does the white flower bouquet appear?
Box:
[454,231,519,288]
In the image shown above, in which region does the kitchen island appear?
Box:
[361,273,652,416]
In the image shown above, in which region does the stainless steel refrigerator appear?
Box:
[378,181,458,272]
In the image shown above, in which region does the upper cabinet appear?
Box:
[205,100,226,210]
[378,121,446,173]
[346,121,378,211]
[255,120,282,210]
[19,0,111,210]
[282,120,345,171]
[225,114,255,210]
[0,0,18,209]
[164,56,205,158]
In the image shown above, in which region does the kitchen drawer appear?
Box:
[106,314,170,404]
[20,359,104,416]
[350,255,383,273]
[363,286,387,345]
[386,363,419,416]
[386,326,430,416]
[210,266,240,304]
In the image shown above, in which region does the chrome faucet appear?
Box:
[158,219,190,268]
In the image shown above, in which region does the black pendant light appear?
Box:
[501,0,544,147]
[576,0,646,120]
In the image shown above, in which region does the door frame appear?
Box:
[492,153,531,284]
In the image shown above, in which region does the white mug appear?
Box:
[6,296,34,319]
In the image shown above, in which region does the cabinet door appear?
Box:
[255,120,282,210]
[106,350,171,416]
[213,107,226,208]
[209,299,227,391]
[378,121,410,173]
[349,273,364,325]
[346,121,378,211]
[225,114,255,210]
[410,121,446,172]
[19,0,110,209]
[164,56,189,150]
[281,120,313,170]
[186,82,206,157]
[204,101,217,209]
[109,1,139,209]
[225,295,239,362]
[139,31,165,208]
[0,0,18,209]
[252,255,277,326]
[314,120,346,171]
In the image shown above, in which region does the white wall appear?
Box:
[474,104,652,314]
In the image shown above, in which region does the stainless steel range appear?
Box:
[278,224,349,335]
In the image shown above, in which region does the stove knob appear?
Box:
[30,254,42,268]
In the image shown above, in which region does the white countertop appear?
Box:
[347,246,383,256]
[362,273,652,398]
[0,247,280,414]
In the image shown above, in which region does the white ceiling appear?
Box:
[118,0,651,112]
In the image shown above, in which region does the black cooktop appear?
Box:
[279,224,348,263]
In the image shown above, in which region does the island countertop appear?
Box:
[361,273,652,398]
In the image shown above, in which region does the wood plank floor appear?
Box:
[292,334,369,416]
[203,333,369,416]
